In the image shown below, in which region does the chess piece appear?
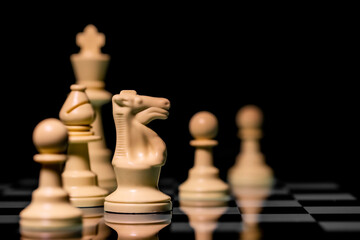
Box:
[71,24,116,193]
[180,204,228,240]
[228,105,273,187]
[19,118,82,238]
[179,111,230,206]
[104,90,172,213]
[104,212,171,240]
[60,84,108,208]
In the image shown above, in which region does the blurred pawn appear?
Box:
[179,111,229,206]
[228,105,273,187]
[20,118,82,239]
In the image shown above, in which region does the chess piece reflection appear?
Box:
[180,200,228,240]
[81,208,111,240]
[71,24,116,193]
[233,185,271,240]
[19,118,82,239]
[104,90,172,213]
[179,111,229,206]
[104,212,171,240]
[60,84,108,208]
[228,105,273,187]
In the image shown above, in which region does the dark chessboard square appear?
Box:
[260,207,308,214]
[237,199,301,208]
[266,194,294,200]
[241,213,316,223]
[286,182,339,190]
[290,189,343,194]
[260,222,323,239]
[238,206,307,214]
[13,178,38,189]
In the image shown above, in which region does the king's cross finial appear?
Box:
[76,24,105,56]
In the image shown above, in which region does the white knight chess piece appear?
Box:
[104,90,172,213]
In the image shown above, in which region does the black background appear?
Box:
[2,8,359,196]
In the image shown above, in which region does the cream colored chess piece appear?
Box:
[104,211,171,240]
[60,84,108,208]
[104,90,172,213]
[71,24,116,193]
[179,111,230,206]
[19,118,82,238]
[228,105,273,187]
[180,204,228,240]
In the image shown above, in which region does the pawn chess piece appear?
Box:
[228,105,273,187]
[104,90,172,213]
[60,84,108,208]
[179,111,229,206]
[71,24,116,193]
[19,118,82,238]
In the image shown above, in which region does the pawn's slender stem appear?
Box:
[39,162,62,188]
[241,139,260,154]
[194,147,214,168]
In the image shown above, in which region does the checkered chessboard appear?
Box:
[1,177,360,239]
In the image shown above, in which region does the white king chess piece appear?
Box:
[104,90,172,213]
[71,24,116,193]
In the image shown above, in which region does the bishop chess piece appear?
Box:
[104,90,172,213]
[60,84,108,208]
[19,118,82,238]
[227,105,273,187]
[179,111,229,206]
[71,24,116,193]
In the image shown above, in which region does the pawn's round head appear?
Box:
[236,105,263,128]
[33,118,68,154]
[189,111,218,139]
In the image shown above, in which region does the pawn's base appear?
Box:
[20,219,82,239]
[179,190,230,207]
[63,185,108,208]
[104,200,172,214]
[20,229,82,240]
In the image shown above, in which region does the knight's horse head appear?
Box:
[113,90,170,124]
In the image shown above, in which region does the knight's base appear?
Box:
[104,200,172,214]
